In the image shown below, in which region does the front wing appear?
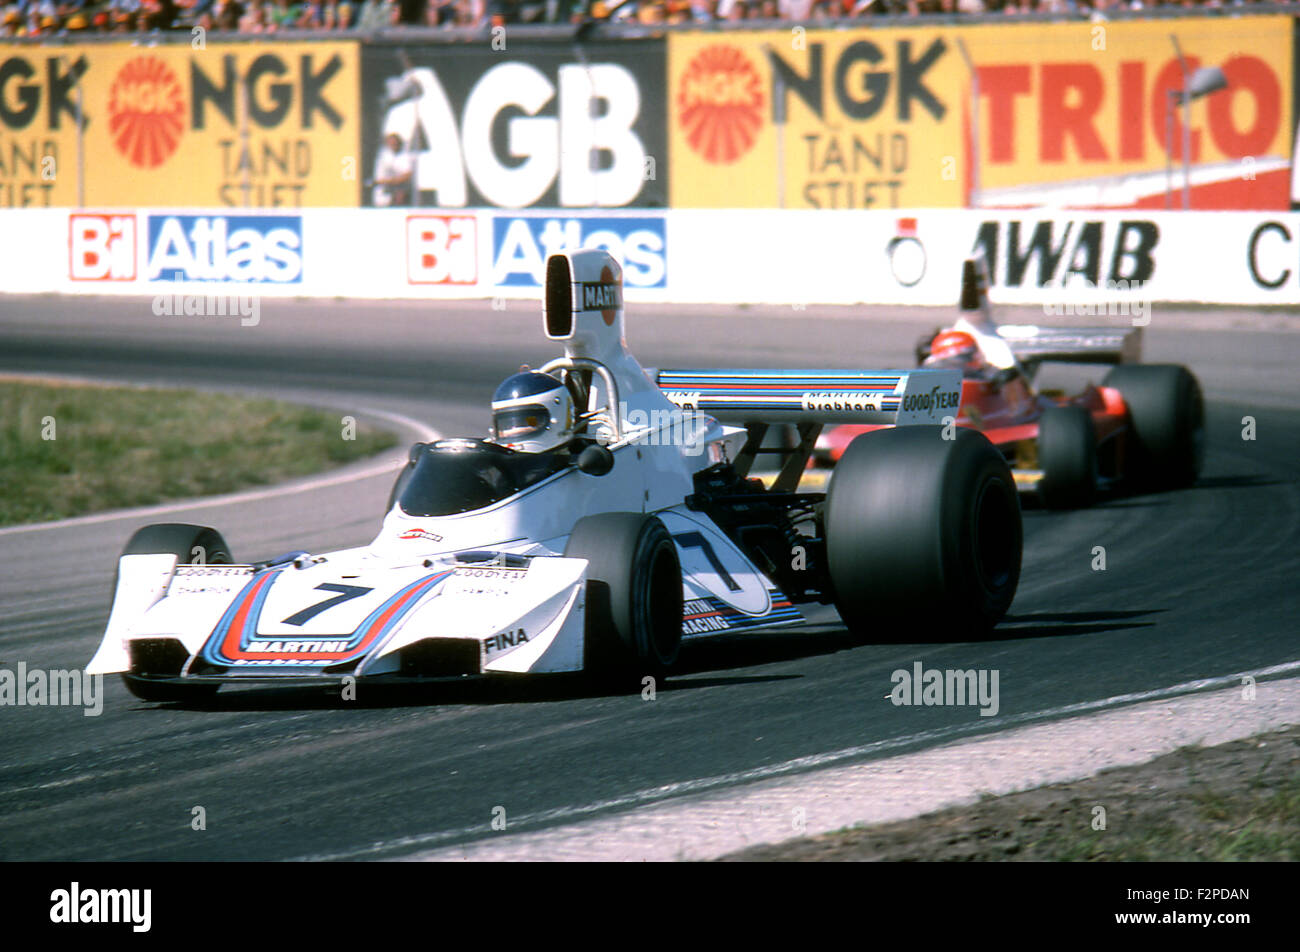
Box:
[88,515,802,685]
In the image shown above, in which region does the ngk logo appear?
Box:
[107,57,186,169]
[69,214,136,281]
[406,215,476,285]
[767,38,949,123]
[678,45,764,164]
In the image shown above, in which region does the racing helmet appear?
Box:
[923,329,983,373]
[490,371,574,453]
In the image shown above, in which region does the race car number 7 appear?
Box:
[281,584,375,627]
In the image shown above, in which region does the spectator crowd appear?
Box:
[0,0,1291,37]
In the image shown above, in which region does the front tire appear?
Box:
[1103,364,1205,490]
[118,523,230,702]
[1037,406,1098,509]
[564,513,683,683]
[826,426,1021,640]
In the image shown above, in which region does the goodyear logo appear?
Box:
[902,386,960,412]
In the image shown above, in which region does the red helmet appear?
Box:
[925,330,982,372]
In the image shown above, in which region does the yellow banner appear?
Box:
[669,29,967,210]
[668,16,1292,210]
[958,16,1292,208]
[0,42,360,208]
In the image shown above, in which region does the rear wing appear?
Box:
[655,368,961,426]
[993,324,1144,369]
[957,256,1144,373]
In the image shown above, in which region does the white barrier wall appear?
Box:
[2,208,1298,307]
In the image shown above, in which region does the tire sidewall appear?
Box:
[827,427,1021,638]
[566,513,683,678]
[941,434,1022,629]
[627,520,683,673]
[1038,406,1098,509]
[118,524,231,701]
[1105,364,1204,488]
[122,523,232,566]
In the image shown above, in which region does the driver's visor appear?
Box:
[494,405,551,441]
[924,352,977,372]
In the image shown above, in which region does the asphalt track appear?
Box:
[0,295,1296,861]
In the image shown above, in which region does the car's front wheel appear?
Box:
[565,513,683,684]
[118,523,229,703]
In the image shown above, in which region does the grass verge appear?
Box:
[719,725,1300,861]
[0,378,398,527]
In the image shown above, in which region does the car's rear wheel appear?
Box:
[1103,364,1205,489]
[826,426,1021,640]
[1037,406,1098,509]
[564,513,682,684]
[118,523,229,703]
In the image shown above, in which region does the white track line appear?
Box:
[0,404,439,537]
[291,659,1300,862]
[422,674,1300,862]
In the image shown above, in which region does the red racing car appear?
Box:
[815,260,1205,509]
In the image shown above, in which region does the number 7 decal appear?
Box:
[281,583,375,627]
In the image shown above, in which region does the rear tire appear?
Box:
[564,513,682,684]
[826,426,1021,640]
[1037,406,1098,509]
[1103,364,1204,489]
[118,523,229,702]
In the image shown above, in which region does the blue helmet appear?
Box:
[490,372,574,453]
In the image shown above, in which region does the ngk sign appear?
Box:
[0,43,360,208]
[668,29,965,210]
[361,42,668,209]
[963,16,1293,210]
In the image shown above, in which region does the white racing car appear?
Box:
[88,249,1023,701]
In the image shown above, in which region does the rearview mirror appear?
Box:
[577,444,614,476]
